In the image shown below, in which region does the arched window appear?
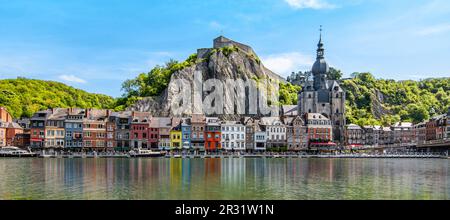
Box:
[308,94,312,99]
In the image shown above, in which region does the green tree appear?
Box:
[328,67,343,80]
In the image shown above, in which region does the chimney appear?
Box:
[85,109,91,119]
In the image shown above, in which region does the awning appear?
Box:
[31,138,43,141]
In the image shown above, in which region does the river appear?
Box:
[0,158,448,200]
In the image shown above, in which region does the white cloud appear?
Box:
[284,0,336,9]
[209,21,225,30]
[58,74,87,84]
[261,52,314,76]
[416,24,450,36]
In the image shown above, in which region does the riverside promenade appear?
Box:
[33,152,449,159]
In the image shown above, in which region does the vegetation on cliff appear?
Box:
[116,54,198,111]
[0,77,115,118]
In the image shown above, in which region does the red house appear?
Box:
[130,111,151,149]
[205,117,221,152]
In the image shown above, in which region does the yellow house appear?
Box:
[170,129,182,150]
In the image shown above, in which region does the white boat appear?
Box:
[0,147,37,158]
[129,149,166,158]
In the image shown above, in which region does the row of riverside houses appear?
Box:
[345,107,450,150]
[6,106,449,153]
[23,107,337,153]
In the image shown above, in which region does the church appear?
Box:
[297,31,346,145]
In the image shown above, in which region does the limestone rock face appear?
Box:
[127,45,286,119]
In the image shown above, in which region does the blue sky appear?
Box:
[0,0,449,97]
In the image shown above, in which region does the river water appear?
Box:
[0,158,448,200]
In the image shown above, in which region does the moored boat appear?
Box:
[0,147,37,158]
[129,149,166,158]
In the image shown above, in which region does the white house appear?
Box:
[221,121,246,151]
[254,123,267,151]
[261,117,286,149]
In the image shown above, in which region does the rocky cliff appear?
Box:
[127,37,287,119]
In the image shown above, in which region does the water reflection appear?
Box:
[0,158,448,200]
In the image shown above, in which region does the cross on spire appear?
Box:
[319,25,323,43]
[320,25,322,37]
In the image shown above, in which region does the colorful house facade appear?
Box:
[170,118,182,150]
[181,118,192,150]
[190,114,205,152]
[30,110,51,149]
[205,117,221,152]
[65,108,85,150]
[130,111,151,149]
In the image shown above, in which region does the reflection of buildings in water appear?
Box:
[44,159,65,191]
[265,159,288,187]
[247,158,266,181]
[63,159,83,191]
[221,158,245,186]
[82,159,99,193]
[105,159,114,189]
[305,159,336,183]
[170,158,183,186]
[205,158,221,183]
[181,159,192,190]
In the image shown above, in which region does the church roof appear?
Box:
[281,105,298,116]
[307,113,330,120]
[312,59,329,75]
[329,80,343,92]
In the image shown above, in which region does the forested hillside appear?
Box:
[0,77,116,118]
[342,73,450,125]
